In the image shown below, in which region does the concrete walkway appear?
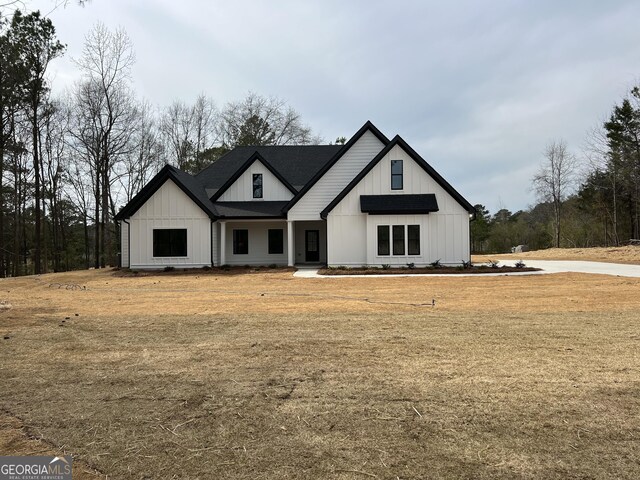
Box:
[293,260,640,279]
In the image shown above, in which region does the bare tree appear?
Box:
[217,92,318,148]
[72,22,137,268]
[532,140,578,248]
[160,94,217,172]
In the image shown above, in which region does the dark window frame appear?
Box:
[268,229,284,254]
[253,173,263,199]
[153,228,187,257]
[377,225,390,256]
[392,225,405,255]
[391,160,403,190]
[408,224,420,256]
[233,229,249,255]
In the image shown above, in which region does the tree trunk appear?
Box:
[32,102,41,274]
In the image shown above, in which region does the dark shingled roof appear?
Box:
[360,194,439,215]
[213,201,288,219]
[196,145,343,193]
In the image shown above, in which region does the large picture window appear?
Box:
[253,173,263,198]
[377,225,390,256]
[233,229,248,254]
[268,229,284,254]
[153,229,187,257]
[391,160,403,190]
[408,225,420,255]
[392,225,405,255]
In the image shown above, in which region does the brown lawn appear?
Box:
[473,245,640,265]
[0,264,639,479]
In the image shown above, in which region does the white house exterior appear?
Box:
[116,121,475,269]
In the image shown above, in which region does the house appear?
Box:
[115,121,475,269]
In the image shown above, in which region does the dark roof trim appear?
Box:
[282,120,390,213]
[213,201,288,219]
[209,151,297,201]
[115,165,217,220]
[360,194,439,215]
[321,135,476,219]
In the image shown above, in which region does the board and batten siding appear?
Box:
[128,179,212,268]
[218,160,293,201]
[287,130,385,221]
[120,220,129,267]
[327,144,470,266]
[221,221,288,265]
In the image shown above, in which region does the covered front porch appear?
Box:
[217,219,326,267]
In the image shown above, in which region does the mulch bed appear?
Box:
[318,265,541,275]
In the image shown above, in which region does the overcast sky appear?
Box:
[23,0,640,212]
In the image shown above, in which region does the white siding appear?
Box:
[327,144,470,266]
[218,160,293,201]
[120,220,129,268]
[128,179,212,269]
[288,130,385,221]
[222,221,288,265]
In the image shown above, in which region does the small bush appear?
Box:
[163,266,175,272]
[221,264,231,271]
[337,265,347,270]
[515,260,526,269]
[381,264,391,270]
[488,260,499,269]
[430,259,442,269]
[268,264,277,269]
[406,262,416,269]
[461,260,472,269]
[202,265,212,271]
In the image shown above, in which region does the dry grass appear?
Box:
[1,268,639,479]
[473,245,640,265]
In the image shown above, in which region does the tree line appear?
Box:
[472,85,640,253]
[0,10,318,276]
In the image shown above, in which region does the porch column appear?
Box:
[287,220,294,267]
[220,221,226,266]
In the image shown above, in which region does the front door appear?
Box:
[305,230,320,262]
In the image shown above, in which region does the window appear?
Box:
[153,229,187,257]
[392,225,405,255]
[391,160,403,190]
[253,173,263,198]
[233,229,248,254]
[377,225,390,256]
[408,225,420,255]
[268,229,284,254]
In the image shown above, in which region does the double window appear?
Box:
[253,173,263,198]
[391,160,403,190]
[377,224,420,256]
[153,229,187,257]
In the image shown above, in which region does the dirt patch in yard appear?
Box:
[1,268,639,479]
[319,265,540,275]
[473,245,640,265]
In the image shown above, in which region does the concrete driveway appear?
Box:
[294,260,640,278]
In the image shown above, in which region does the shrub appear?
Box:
[488,260,499,269]
[430,259,442,268]
[202,265,212,271]
[163,266,175,272]
[381,264,391,270]
[461,260,472,269]
[515,260,526,269]
[406,262,416,269]
[268,264,277,269]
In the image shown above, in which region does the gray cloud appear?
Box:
[28,0,640,213]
